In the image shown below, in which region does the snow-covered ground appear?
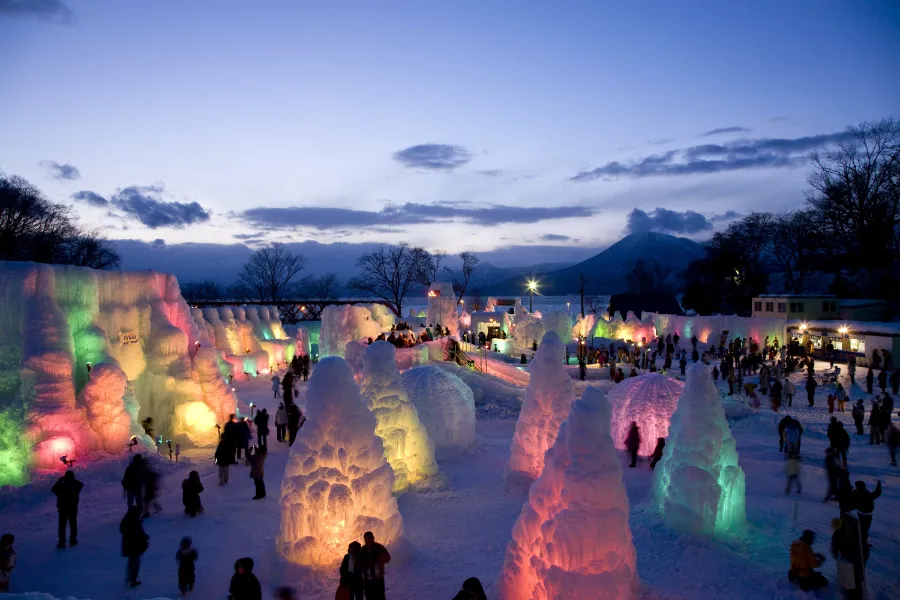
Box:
[2,358,899,600]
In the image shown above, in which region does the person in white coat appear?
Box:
[274,402,288,443]
[784,379,796,407]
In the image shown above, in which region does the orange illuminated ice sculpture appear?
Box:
[499,386,638,600]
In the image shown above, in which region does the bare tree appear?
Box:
[418,249,448,286]
[626,258,670,294]
[304,273,341,301]
[237,243,306,302]
[452,251,479,302]
[583,295,604,315]
[769,210,822,293]
[350,243,430,316]
[59,229,120,270]
[181,280,223,303]
[468,289,485,312]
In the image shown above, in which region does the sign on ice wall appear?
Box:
[119,331,139,345]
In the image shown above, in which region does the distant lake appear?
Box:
[406,294,611,316]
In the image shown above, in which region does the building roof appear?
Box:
[756,294,836,298]
[608,293,684,318]
[786,319,900,337]
[838,299,886,307]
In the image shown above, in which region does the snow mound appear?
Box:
[361,341,439,491]
[277,357,403,566]
[400,366,476,459]
[507,331,575,483]
[608,373,684,455]
[653,363,746,537]
[498,386,638,600]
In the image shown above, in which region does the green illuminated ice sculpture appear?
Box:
[652,362,745,537]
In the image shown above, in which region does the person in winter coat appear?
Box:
[182,470,204,517]
[824,448,842,501]
[830,517,865,598]
[120,506,149,588]
[882,394,894,424]
[877,370,888,393]
[759,367,770,396]
[712,365,719,381]
[141,466,161,518]
[805,376,817,407]
[783,378,795,407]
[770,379,783,412]
[215,438,237,485]
[274,403,288,443]
[578,358,586,381]
[866,368,874,394]
[832,421,851,466]
[848,356,857,384]
[835,383,847,412]
[649,437,665,469]
[851,480,882,548]
[827,393,836,414]
[51,470,84,549]
[452,577,488,600]
[271,374,280,398]
[789,530,827,591]
[229,557,262,600]
[891,370,900,395]
[281,371,295,406]
[175,536,198,595]
[625,422,641,468]
[869,402,883,445]
[785,452,802,494]
[235,418,251,460]
[851,399,866,434]
[337,541,364,600]
[287,404,304,446]
[122,454,145,513]
[886,421,900,466]
[245,445,267,500]
[679,356,687,376]
[253,409,269,447]
[361,532,391,600]
[0,534,15,593]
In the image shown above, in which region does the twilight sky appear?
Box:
[1,0,899,273]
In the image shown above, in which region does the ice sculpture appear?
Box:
[277,357,403,566]
[192,305,293,376]
[514,311,545,351]
[361,341,438,491]
[541,309,573,344]
[0,262,237,485]
[426,282,458,336]
[344,340,367,381]
[507,332,575,483]
[499,387,637,600]
[400,366,475,459]
[608,373,684,456]
[320,305,381,358]
[653,363,746,536]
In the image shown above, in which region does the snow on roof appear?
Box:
[786,319,900,336]
[756,293,836,298]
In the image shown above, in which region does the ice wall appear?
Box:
[277,357,403,566]
[653,363,746,537]
[646,312,785,347]
[0,262,237,486]
[320,305,381,358]
[361,341,438,491]
[426,282,458,336]
[400,366,475,459]
[499,387,637,600]
[507,332,575,483]
[608,373,684,456]
[192,305,294,376]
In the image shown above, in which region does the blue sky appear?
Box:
[1,0,898,271]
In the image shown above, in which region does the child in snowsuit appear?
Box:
[0,534,15,592]
[175,536,198,595]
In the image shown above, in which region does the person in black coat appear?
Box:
[51,470,83,549]
[850,480,882,548]
[215,437,237,485]
[287,404,303,446]
[649,437,666,469]
[235,418,251,460]
[339,541,364,600]
[625,422,641,468]
[253,409,269,447]
[452,577,487,600]
[866,368,874,394]
[120,507,149,588]
[805,376,817,407]
[141,466,161,518]
[229,557,262,600]
[175,536,198,595]
[121,454,145,513]
[878,370,888,393]
[182,470,204,517]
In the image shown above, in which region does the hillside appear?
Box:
[483,232,707,295]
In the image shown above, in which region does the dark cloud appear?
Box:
[393,144,471,170]
[40,160,80,181]
[71,190,109,207]
[242,202,596,230]
[710,210,740,222]
[72,185,212,228]
[233,233,264,241]
[0,0,73,21]
[151,239,166,249]
[626,208,713,235]
[651,137,675,145]
[571,131,847,181]
[701,126,751,136]
[540,233,570,241]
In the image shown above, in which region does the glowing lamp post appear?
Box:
[526,279,539,312]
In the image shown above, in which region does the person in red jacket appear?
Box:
[789,530,827,591]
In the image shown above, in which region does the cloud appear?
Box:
[710,210,740,222]
[540,233,570,241]
[241,202,597,230]
[701,126,751,136]
[72,184,212,228]
[0,0,73,22]
[571,131,847,181]
[478,169,503,177]
[625,208,714,235]
[71,190,109,207]
[393,144,472,170]
[40,160,80,181]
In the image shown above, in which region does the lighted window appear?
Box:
[809,335,822,349]
[850,338,865,353]
[777,302,786,313]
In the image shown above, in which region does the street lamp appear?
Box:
[526,279,538,312]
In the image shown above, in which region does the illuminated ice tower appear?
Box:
[652,363,746,537]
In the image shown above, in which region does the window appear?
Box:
[777,302,786,313]
[765,302,774,312]
[825,301,837,312]
[849,338,865,353]
[797,302,804,312]
[790,303,797,313]
[754,301,762,312]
